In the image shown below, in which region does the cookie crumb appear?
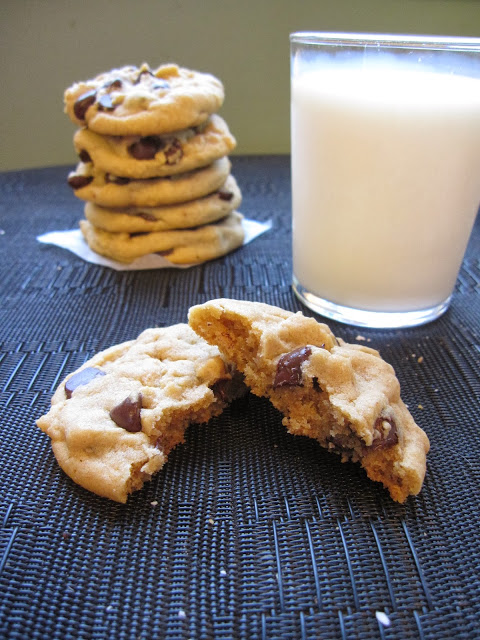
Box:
[150,500,158,507]
[355,335,366,341]
[418,404,424,410]
[208,517,215,525]
[376,611,391,627]
[417,356,424,363]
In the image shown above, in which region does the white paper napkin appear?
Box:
[37,217,272,271]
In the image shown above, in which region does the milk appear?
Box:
[291,66,480,313]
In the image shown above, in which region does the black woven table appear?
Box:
[0,156,479,640]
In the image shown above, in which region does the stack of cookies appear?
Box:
[63,62,244,264]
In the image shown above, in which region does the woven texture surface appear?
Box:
[0,156,479,639]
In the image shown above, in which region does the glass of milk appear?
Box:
[290,32,480,328]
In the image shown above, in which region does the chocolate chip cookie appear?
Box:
[64,62,225,135]
[67,156,231,208]
[74,114,236,179]
[37,324,246,503]
[79,210,245,264]
[188,299,430,503]
[83,175,242,233]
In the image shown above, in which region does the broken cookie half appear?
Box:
[189,298,430,503]
[37,324,245,503]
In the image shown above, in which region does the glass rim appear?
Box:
[290,31,480,51]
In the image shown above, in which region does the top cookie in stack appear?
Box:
[64,63,244,264]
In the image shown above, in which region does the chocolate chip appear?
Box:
[67,174,93,190]
[110,393,143,432]
[164,139,183,165]
[328,435,352,454]
[371,416,398,450]
[211,372,248,403]
[137,211,157,222]
[78,149,92,163]
[218,190,234,201]
[128,136,163,160]
[73,90,97,120]
[134,68,155,84]
[97,93,115,111]
[211,379,232,403]
[273,346,312,388]
[78,149,91,164]
[103,78,122,91]
[65,367,106,399]
[105,173,130,185]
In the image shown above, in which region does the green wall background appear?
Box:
[2,0,479,170]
